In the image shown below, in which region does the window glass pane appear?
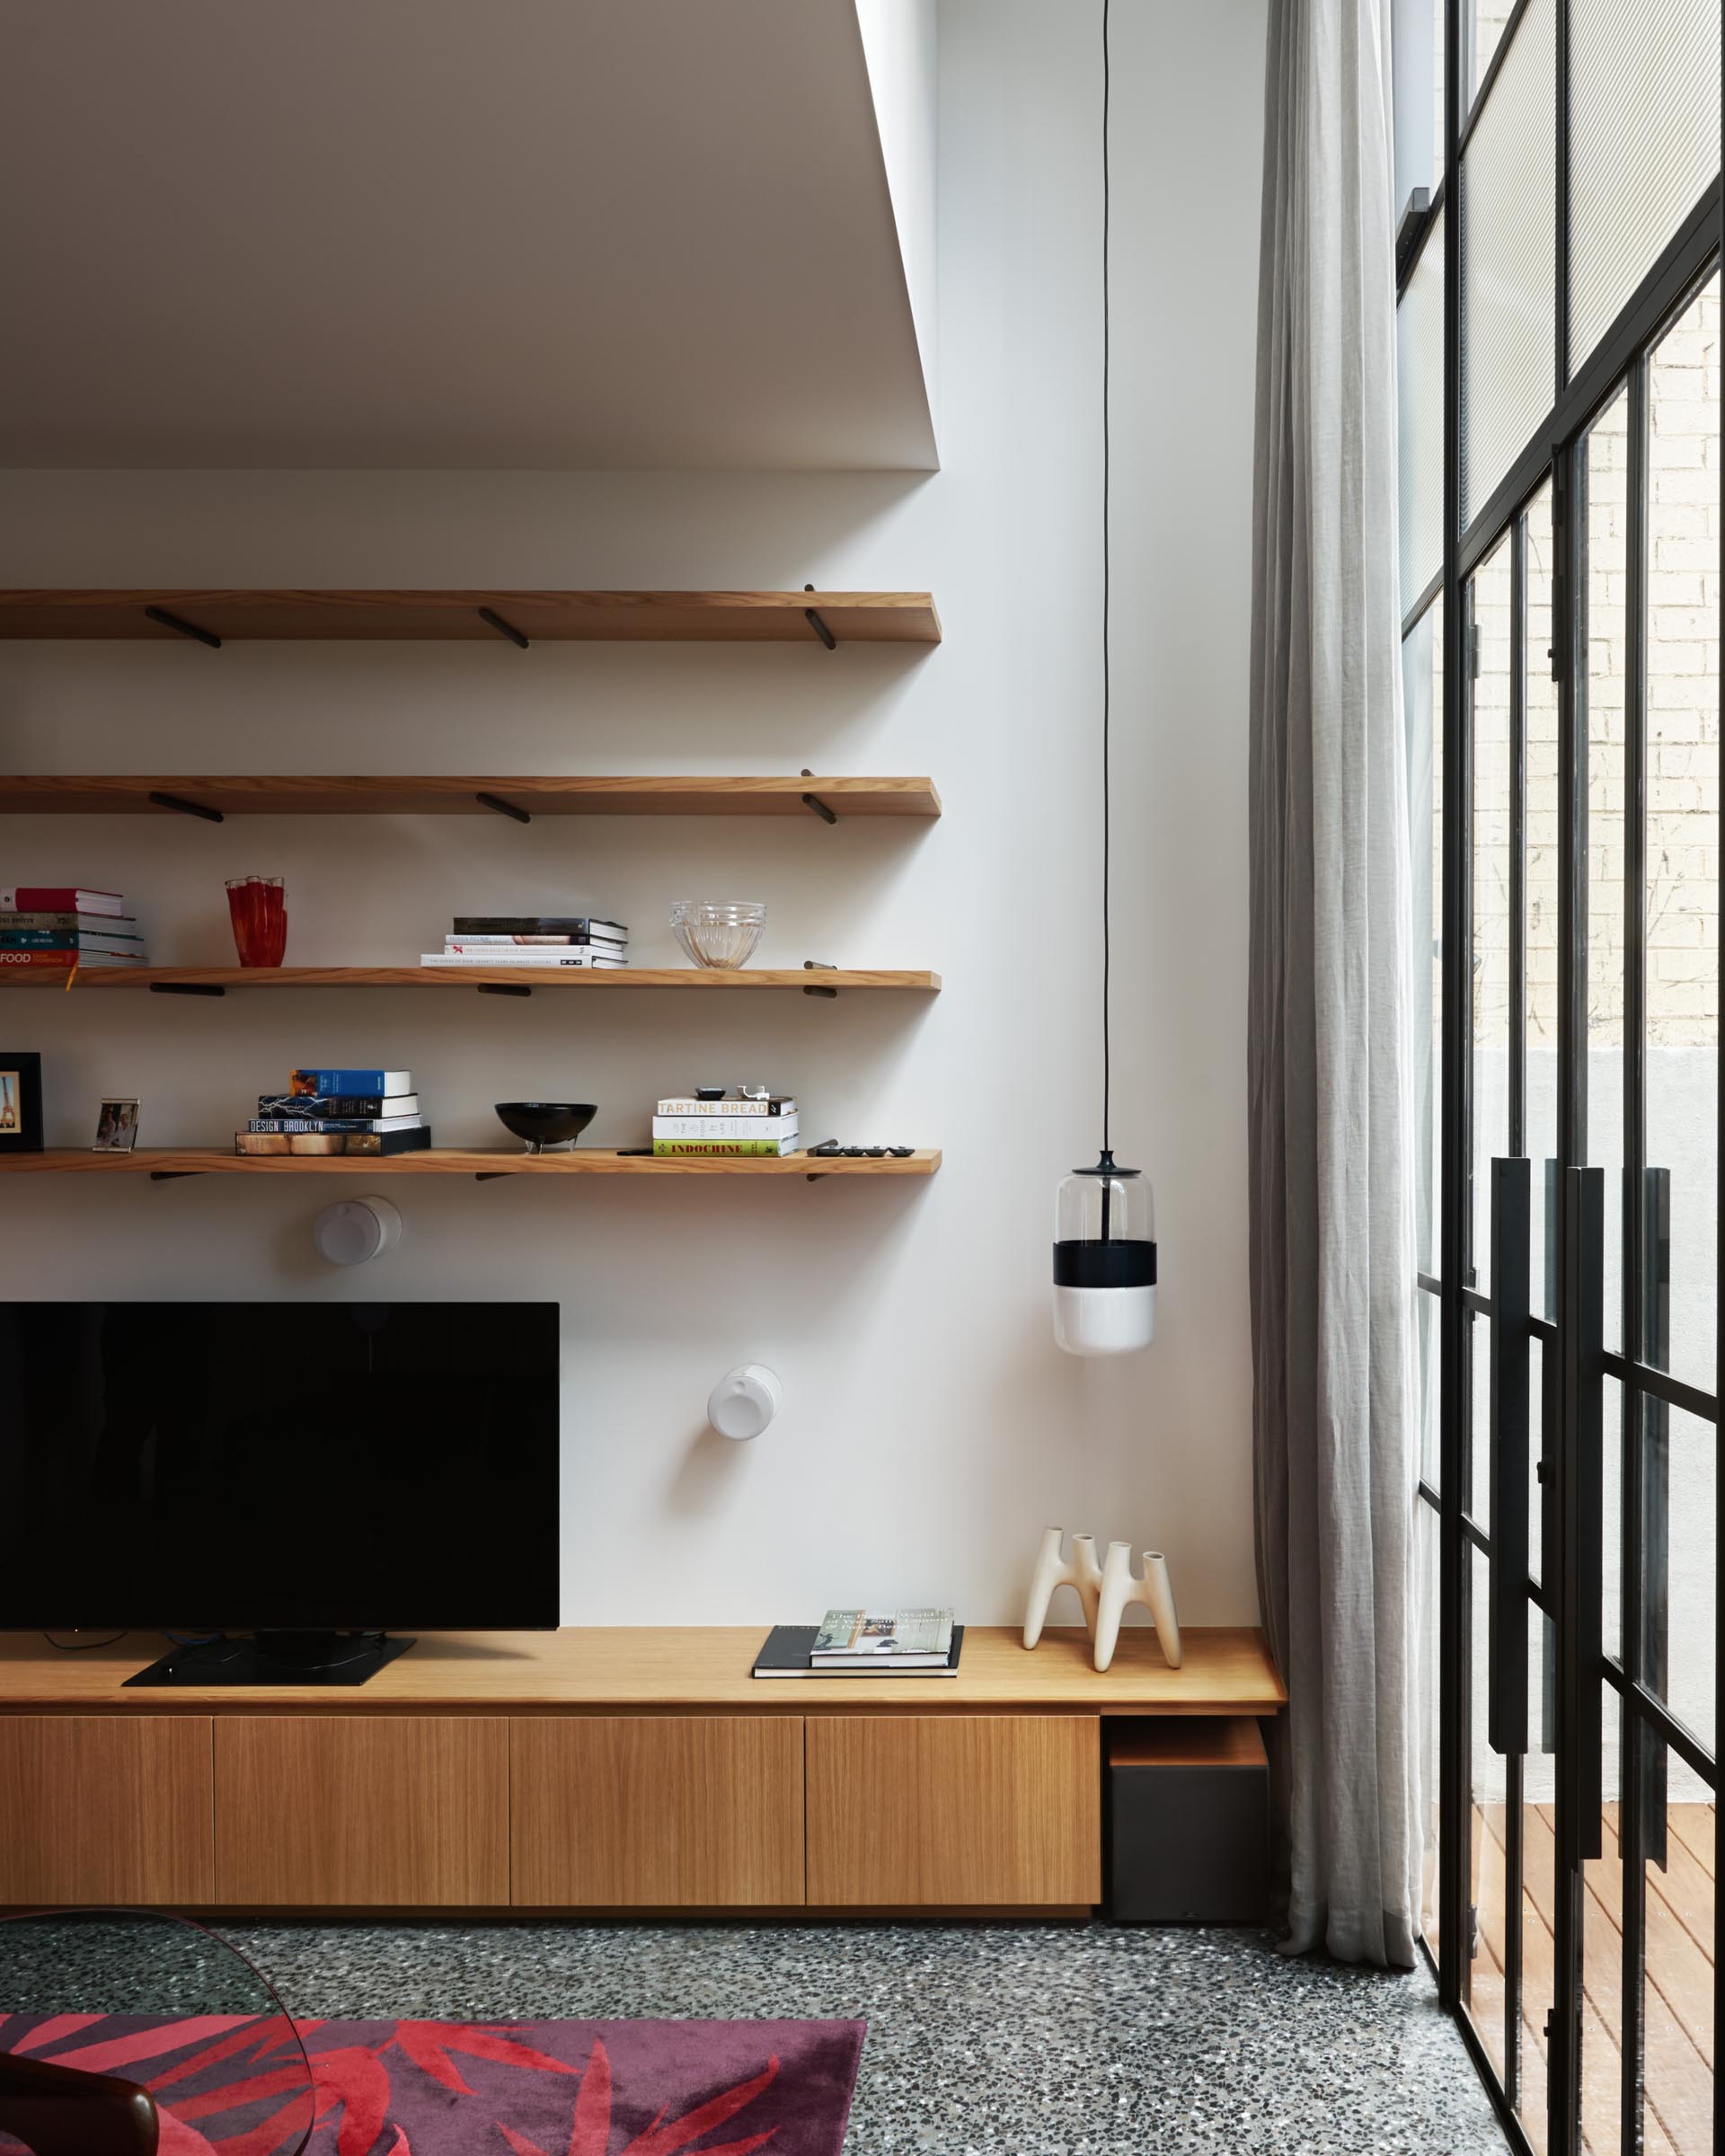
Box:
[1431,0,1446,187]
[1526,480,1561,1322]
[1419,1497,1443,1948]
[1643,1772,1714,2155]
[1650,1403,1717,1755]
[1584,390,1630,1353]
[1461,0,1555,526]
[1401,207,1447,607]
[1518,1595,1557,2148]
[1646,273,1721,1397]
[1580,1685,1626,2155]
[1570,0,1721,375]
[1473,530,1515,1296]
[1419,1288,1442,1491]
[1407,596,1446,1285]
[1406,591,1439,1467]
[1469,1544,1510,2079]
[1469,1,1518,105]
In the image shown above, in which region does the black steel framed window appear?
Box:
[1396,3,1722,2152]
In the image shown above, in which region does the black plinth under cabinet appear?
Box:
[1105,1716,1269,1922]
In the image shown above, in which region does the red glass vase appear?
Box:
[226,876,288,967]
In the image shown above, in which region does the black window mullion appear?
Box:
[1616,349,1650,2156]
[1510,511,1528,1159]
[1497,498,1531,2126]
[1550,402,1587,2156]
[1553,0,1570,396]
[1438,0,1473,2025]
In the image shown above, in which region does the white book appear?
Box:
[653,1114,799,1144]
[420,950,629,968]
[655,1097,796,1118]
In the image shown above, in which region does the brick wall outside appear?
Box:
[1468,274,1720,1054]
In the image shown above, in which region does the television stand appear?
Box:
[122,1630,416,1688]
[1,1627,1285,1912]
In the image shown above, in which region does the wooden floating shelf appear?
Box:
[0,589,942,646]
[4,1147,942,1180]
[0,774,942,818]
[0,966,941,993]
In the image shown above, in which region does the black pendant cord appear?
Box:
[1101,0,1112,1163]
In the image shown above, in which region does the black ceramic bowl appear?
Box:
[493,1101,598,1153]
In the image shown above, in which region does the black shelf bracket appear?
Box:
[149,981,226,997]
[478,606,530,649]
[802,959,839,999]
[143,605,222,649]
[475,791,532,825]
[474,1171,510,1181]
[148,790,225,825]
[802,584,836,651]
[799,769,838,824]
[478,981,533,997]
[149,1170,204,1181]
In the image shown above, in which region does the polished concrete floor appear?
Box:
[227,1918,1508,2156]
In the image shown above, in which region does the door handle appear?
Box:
[1564,1165,1606,1861]
[1488,1155,1531,1756]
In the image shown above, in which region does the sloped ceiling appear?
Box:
[0,0,937,470]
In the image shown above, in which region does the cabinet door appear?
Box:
[511,1717,804,1906]
[0,1715,214,1904]
[213,1718,508,1906]
[806,1714,1100,1906]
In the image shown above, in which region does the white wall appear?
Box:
[0,0,1269,1627]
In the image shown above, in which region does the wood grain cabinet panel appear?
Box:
[806,1715,1101,1906]
[212,1718,508,1905]
[510,1717,804,1906]
[0,1716,213,1904]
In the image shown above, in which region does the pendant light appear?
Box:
[1052,0,1156,1359]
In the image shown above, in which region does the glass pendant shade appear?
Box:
[1052,1153,1156,1356]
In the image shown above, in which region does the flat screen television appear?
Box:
[0,1301,560,1684]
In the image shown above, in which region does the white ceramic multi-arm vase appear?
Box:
[1092,1542,1182,1672]
[1022,1528,1104,1648]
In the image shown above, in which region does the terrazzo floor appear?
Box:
[223,1919,1509,2156]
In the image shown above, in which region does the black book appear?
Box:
[751,1623,964,1679]
[259,1092,417,1119]
[341,1127,434,1155]
[451,916,628,937]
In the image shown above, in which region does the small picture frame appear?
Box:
[0,1054,43,1153]
[93,1096,140,1153]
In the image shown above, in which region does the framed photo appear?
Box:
[0,1053,43,1153]
[93,1096,140,1153]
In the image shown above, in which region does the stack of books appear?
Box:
[753,1608,962,1680]
[652,1092,799,1158]
[0,886,147,971]
[235,1066,431,1156]
[421,917,629,970]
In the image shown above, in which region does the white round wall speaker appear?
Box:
[313,1196,403,1268]
[707,1363,783,1441]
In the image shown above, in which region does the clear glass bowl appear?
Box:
[670,899,766,968]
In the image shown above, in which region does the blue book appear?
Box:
[289,1068,411,1096]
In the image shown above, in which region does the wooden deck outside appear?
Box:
[1469,1800,1714,2154]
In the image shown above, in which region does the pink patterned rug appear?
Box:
[0,2011,866,2156]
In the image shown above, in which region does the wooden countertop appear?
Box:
[0,1626,1285,1717]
